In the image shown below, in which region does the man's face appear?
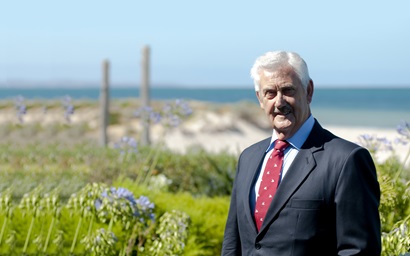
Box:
[256,66,314,140]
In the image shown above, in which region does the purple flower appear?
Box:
[14,95,26,123]
[135,105,162,124]
[95,187,138,213]
[135,195,155,221]
[18,105,27,114]
[127,137,138,149]
[134,106,153,118]
[94,198,102,210]
[397,121,410,138]
[359,134,374,141]
[134,100,192,129]
[114,136,138,154]
[357,134,393,152]
[162,103,172,113]
[376,137,392,149]
[175,99,193,116]
[167,114,181,127]
[150,111,162,124]
[136,195,155,211]
[394,120,410,147]
[395,137,408,146]
[66,104,74,114]
[62,95,74,122]
[94,186,155,225]
[113,187,137,205]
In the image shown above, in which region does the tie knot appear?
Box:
[274,140,289,152]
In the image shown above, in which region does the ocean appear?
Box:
[1,87,409,129]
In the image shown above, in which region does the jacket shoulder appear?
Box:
[308,120,363,152]
[241,137,271,156]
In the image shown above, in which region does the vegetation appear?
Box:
[0,97,409,255]
[0,143,234,255]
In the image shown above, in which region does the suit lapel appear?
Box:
[243,138,270,233]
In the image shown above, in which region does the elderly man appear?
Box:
[222,51,381,255]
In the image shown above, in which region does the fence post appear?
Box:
[140,45,151,146]
[100,59,110,147]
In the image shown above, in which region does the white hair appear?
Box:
[250,51,311,92]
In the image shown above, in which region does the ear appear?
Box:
[306,80,314,104]
[255,91,264,109]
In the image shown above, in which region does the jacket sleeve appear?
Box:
[221,159,242,255]
[335,147,381,255]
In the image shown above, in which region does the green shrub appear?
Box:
[116,179,230,256]
[0,183,192,255]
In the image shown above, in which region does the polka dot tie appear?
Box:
[254,140,289,231]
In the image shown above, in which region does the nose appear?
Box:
[274,92,286,108]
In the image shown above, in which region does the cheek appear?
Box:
[259,99,265,109]
[263,100,275,112]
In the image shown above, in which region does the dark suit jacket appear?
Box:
[222,120,381,256]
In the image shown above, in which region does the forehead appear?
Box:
[259,66,300,86]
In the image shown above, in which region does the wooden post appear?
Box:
[140,45,151,145]
[100,59,110,147]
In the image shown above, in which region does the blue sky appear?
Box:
[1,0,409,88]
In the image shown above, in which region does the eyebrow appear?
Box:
[262,84,295,93]
[281,84,296,89]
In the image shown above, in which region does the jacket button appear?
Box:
[255,243,261,250]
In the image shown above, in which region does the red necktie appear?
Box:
[254,140,289,231]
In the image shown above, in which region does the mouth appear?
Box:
[274,107,292,116]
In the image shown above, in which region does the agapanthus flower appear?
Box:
[175,99,193,116]
[136,195,155,221]
[150,111,162,124]
[113,136,138,154]
[134,99,192,129]
[62,95,74,122]
[111,187,137,206]
[397,120,410,139]
[167,114,181,127]
[357,134,393,153]
[395,137,408,146]
[94,186,156,225]
[376,137,393,151]
[136,195,155,211]
[14,95,26,123]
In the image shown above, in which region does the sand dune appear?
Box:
[150,113,408,166]
[1,99,408,166]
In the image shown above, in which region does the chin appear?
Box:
[273,118,293,129]
[273,121,294,134]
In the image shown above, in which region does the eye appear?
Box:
[264,90,276,99]
[282,87,295,96]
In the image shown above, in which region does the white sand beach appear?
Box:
[1,99,408,166]
[151,115,408,166]
[107,102,407,166]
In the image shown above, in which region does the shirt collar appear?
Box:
[267,115,315,152]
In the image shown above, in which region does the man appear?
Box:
[221,51,381,255]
